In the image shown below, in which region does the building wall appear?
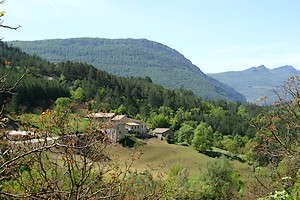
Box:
[154,130,174,140]
[138,122,147,134]
[156,133,164,140]
[104,123,125,142]
[126,122,147,135]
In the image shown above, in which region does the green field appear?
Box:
[107,138,252,178]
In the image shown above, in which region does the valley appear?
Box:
[2,0,300,198]
[1,40,299,199]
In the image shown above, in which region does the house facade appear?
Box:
[125,119,147,135]
[101,122,126,143]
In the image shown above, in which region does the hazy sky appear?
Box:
[2,0,300,73]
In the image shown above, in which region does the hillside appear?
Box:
[1,41,259,139]
[107,138,251,177]
[0,41,206,117]
[9,38,246,102]
[209,65,300,104]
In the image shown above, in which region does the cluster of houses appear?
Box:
[6,112,174,143]
[87,112,173,142]
[87,112,146,142]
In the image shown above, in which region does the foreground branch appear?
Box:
[0,24,21,30]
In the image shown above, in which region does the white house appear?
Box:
[88,113,147,140]
[125,119,147,135]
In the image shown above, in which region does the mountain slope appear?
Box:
[9,38,246,102]
[209,65,300,104]
[0,41,206,115]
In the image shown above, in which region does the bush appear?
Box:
[165,134,174,144]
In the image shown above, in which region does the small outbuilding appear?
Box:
[152,128,173,140]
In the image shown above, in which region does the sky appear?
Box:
[1,0,300,73]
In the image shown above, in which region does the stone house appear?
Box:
[101,122,126,143]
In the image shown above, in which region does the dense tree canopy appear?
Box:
[0,41,260,148]
[9,38,247,102]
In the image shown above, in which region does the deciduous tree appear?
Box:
[192,122,214,151]
[175,124,194,145]
[253,76,300,197]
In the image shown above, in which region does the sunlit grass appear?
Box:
[106,138,252,178]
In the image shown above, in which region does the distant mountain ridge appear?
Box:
[209,65,300,104]
[9,38,246,102]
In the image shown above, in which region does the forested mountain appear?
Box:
[1,41,259,139]
[0,41,204,115]
[209,65,300,104]
[8,38,246,102]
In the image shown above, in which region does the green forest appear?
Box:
[1,42,258,140]
[9,38,246,102]
[1,40,300,199]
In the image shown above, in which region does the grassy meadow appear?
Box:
[106,138,252,178]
